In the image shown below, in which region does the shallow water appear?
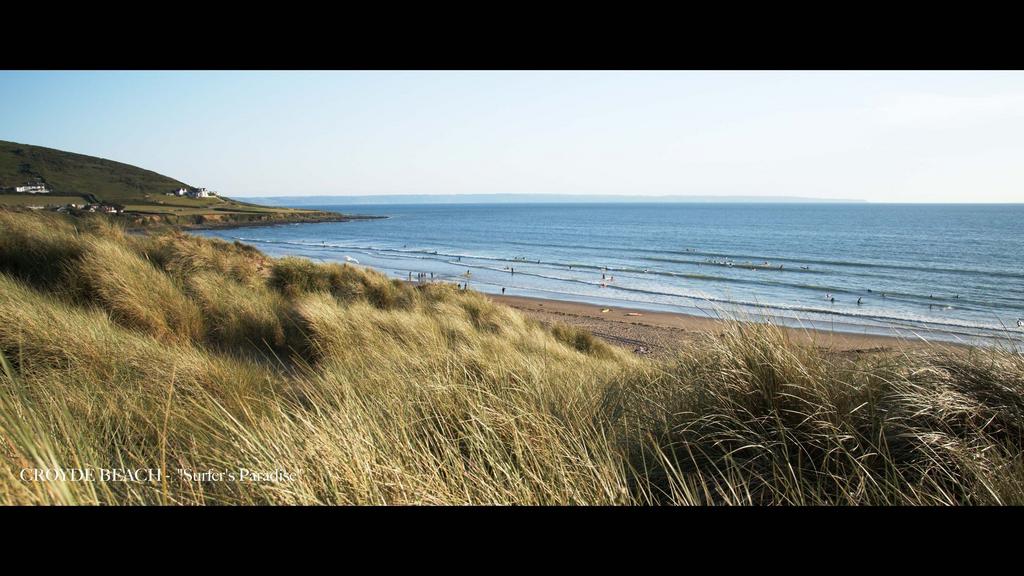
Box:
[193,202,1024,347]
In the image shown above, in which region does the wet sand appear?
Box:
[490,294,947,359]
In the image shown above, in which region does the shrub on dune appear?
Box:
[0,211,83,286]
[71,237,203,344]
[139,232,266,286]
[601,322,1024,505]
[270,258,419,310]
[186,271,287,352]
[551,323,616,359]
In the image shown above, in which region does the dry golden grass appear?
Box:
[0,210,1022,505]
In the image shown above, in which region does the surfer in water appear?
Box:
[857,297,862,305]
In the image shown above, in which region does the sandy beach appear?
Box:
[490,293,943,359]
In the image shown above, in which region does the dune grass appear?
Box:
[0,210,1022,505]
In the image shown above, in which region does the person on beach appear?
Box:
[501,287,506,295]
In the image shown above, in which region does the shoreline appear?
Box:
[175,213,386,231]
[488,293,958,358]
[128,212,386,233]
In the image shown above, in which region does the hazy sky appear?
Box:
[2,71,1023,202]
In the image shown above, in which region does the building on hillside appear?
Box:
[15,183,50,194]
[189,187,215,198]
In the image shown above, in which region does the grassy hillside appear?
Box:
[0,140,191,203]
[0,140,349,226]
[1,210,1023,505]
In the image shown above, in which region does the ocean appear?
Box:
[193,203,1024,346]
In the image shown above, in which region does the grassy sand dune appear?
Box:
[0,211,1022,505]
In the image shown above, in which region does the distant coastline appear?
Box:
[235,193,869,207]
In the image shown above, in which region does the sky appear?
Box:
[1,70,1023,202]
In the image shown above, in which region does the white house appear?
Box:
[190,187,214,198]
[15,184,50,194]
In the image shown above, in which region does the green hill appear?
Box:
[0,140,191,203]
[0,140,353,227]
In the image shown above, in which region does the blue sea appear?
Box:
[194,203,1024,347]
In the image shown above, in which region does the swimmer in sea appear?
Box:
[857,297,862,305]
